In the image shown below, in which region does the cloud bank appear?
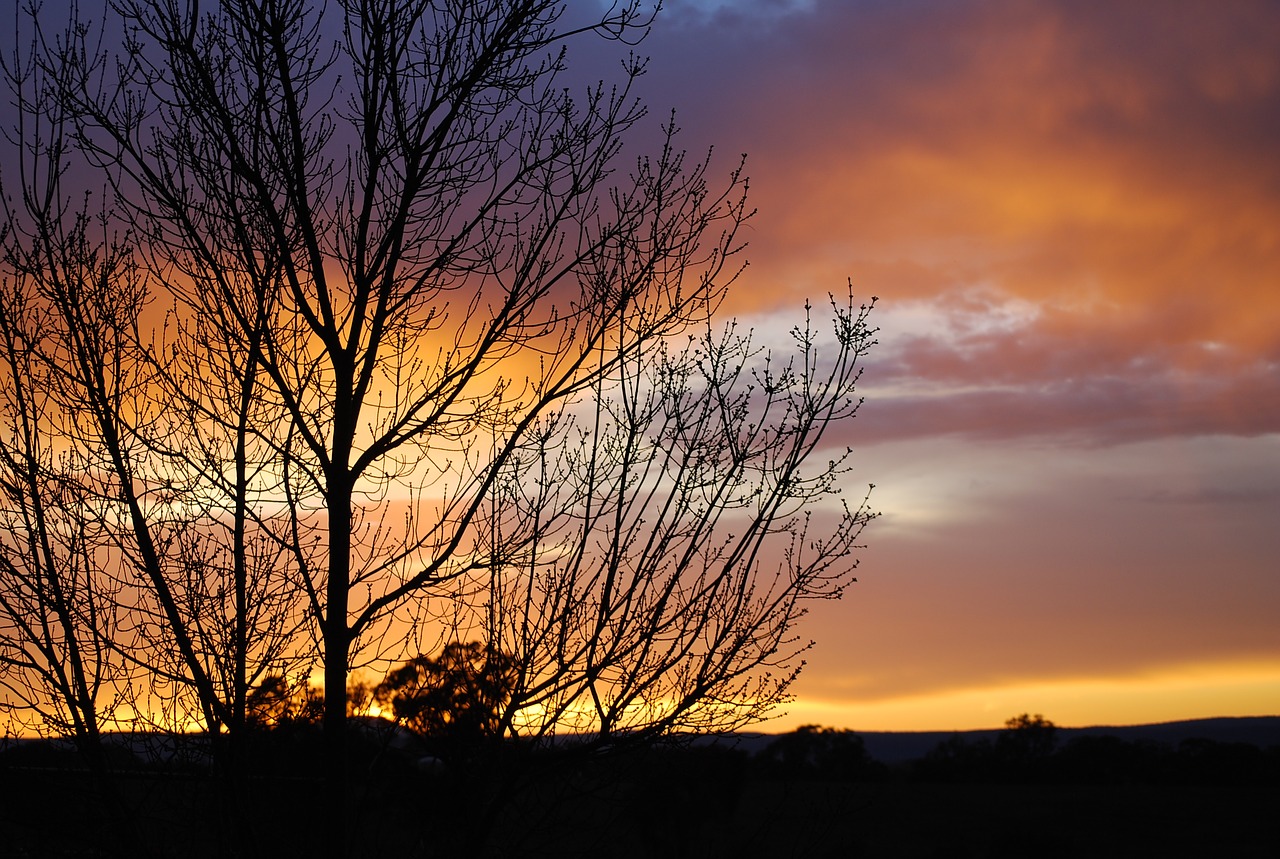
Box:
[642,0,1280,448]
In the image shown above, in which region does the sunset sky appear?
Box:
[613,0,1280,731]
[4,0,1275,738]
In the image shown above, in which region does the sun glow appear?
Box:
[774,658,1280,733]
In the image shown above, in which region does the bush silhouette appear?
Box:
[759,724,885,781]
[374,642,518,746]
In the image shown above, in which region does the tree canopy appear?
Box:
[0,1,876,854]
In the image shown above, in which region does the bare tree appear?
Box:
[0,233,128,764]
[478,295,876,743]
[10,1,877,854]
[0,26,142,759]
[1,17,312,852]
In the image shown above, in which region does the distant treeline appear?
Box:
[750,715,1280,787]
[5,713,1277,789]
[4,715,1279,857]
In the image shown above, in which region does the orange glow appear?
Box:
[774,658,1280,733]
[631,0,1280,733]
[4,0,1277,740]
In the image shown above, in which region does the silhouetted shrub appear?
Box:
[758,725,887,782]
[916,715,1058,783]
[373,642,518,765]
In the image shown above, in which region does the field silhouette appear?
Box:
[3,716,1277,858]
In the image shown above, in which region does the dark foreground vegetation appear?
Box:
[3,716,1277,858]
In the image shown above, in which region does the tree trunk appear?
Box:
[323,476,353,859]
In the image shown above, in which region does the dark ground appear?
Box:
[3,720,1278,858]
[3,768,1277,858]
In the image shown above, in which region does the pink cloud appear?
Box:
[637,0,1280,446]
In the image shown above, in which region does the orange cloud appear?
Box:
[783,432,1280,717]
[642,0,1280,445]
[585,0,1280,732]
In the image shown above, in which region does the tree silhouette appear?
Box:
[0,25,312,848]
[245,674,325,729]
[5,2,877,854]
[759,724,884,782]
[374,642,517,743]
[998,712,1058,763]
[0,252,131,777]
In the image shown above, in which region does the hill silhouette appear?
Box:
[732,715,1280,763]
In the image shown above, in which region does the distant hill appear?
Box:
[7,715,1278,770]
[732,715,1280,764]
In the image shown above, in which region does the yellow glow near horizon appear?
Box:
[771,658,1280,733]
